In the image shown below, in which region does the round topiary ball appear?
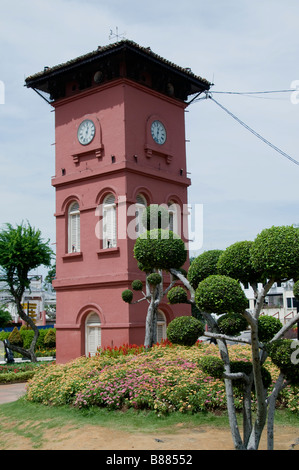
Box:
[134,229,187,271]
[257,315,283,343]
[167,286,188,304]
[266,339,299,385]
[166,316,204,346]
[217,312,248,336]
[188,250,223,289]
[131,279,143,291]
[147,273,162,286]
[122,289,133,303]
[199,356,224,379]
[250,225,299,281]
[195,275,249,315]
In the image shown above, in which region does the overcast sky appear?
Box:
[1,0,299,275]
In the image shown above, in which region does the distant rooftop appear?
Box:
[25,39,211,102]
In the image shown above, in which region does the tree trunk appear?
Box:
[7,296,39,362]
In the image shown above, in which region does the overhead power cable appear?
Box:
[210,89,295,95]
[206,93,299,167]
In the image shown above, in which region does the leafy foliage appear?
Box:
[147,273,162,286]
[0,308,12,328]
[266,339,299,385]
[250,225,299,281]
[199,356,224,379]
[257,316,283,343]
[131,280,143,291]
[187,250,223,289]
[0,222,53,295]
[166,316,204,346]
[134,229,187,270]
[121,289,133,303]
[195,275,249,314]
[8,327,23,347]
[217,241,261,285]
[167,286,188,304]
[217,313,248,336]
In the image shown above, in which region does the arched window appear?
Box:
[168,201,179,234]
[68,201,80,253]
[85,312,101,356]
[102,193,117,249]
[135,194,147,238]
[157,310,167,343]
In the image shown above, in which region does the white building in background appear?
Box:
[0,276,56,325]
[243,280,298,324]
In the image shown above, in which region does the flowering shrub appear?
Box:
[25,342,299,414]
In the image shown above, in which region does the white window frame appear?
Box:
[135,194,147,238]
[157,310,167,343]
[68,201,80,253]
[85,312,101,357]
[102,193,117,249]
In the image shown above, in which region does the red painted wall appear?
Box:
[52,79,191,363]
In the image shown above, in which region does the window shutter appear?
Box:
[157,311,166,342]
[103,194,116,248]
[135,194,146,237]
[68,202,80,252]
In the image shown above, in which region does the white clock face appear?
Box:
[151,120,167,145]
[77,119,95,145]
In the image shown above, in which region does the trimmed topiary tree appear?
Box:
[257,316,283,343]
[8,327,23,348]
[133,229,187,271]
[166,316,204,346]
[167,286,188,304]
[187,249,223,289]
[195,275,249,315]
[217,312,248,336]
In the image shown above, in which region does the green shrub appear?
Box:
[250,225,299,280]
[199,356,224,379]
[258,316,283,343]
[217,241,260,285]
[8,327,23,347]
[266,339,299,385]
[131,279,143,291]
[166,316,204,346]
[44,329,56,348]
[230,361,272,390]
[147,273,162,286]
[195,275,249,315]
[188,250,223,289]
[122,289,133,303]
[217,313,248,336]
[134,229,187,271]
[167,286,188,304]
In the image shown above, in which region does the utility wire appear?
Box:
[210,89,295,95]
[206,93,299,167]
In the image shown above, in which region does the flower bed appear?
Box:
[25,342,299,414]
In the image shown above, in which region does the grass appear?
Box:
[0,397,298,450]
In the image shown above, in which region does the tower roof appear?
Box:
[25,40,211,102]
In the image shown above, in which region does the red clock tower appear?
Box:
[26,41,210,363]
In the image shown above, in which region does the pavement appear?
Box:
[0,382,27,404]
